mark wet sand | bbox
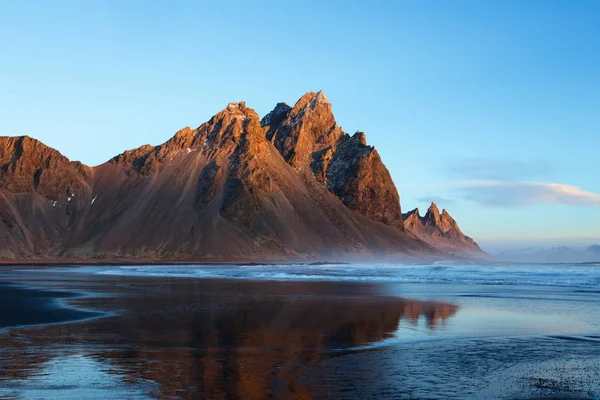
[0,267,599,399]
[0,283,100,332]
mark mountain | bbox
[587,244,600,254]
[402,203,488,258]
[0,91,478,261]
[495,245,600,263]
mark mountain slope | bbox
[402,203,487,258]
[0,136,93,257]
[0,93,441,261]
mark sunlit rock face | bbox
[262,91,404,229]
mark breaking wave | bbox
[85,262,600,289]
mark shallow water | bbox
[0,263,599,399]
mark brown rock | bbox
[263,92,404,229]
[402,203,488,258]
[0,93,484,261]
[0,136,91,200]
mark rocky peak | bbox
[110,102,263,175]
[352,131,368,146]
[210,101,258,126]
[261,102,291,129]
[402,208,421,229]
[202,101,262,143]
[326,135,403,228]
[261,92,403,229]
[298,90,331,110]
[264,91,340,167]
[404,208,420,217]
[420,204,460,233]
[424,202,442,226]
[439,209,458,233]
[402,204,487,258]
[295,90,329,110]
[225,101,249,117]
[0,136,91,200]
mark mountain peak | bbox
[208,101,261,129]
[226,101,246,110]
[0,135,91,200]
[402,208,421,229]
[291,90,335,120]
[296,90,329,109]
[424,202,441,225]
[352,131,367,146]
[403,208,420,218]
[403,203,487,258]
[261,92,403,228]
[263,91,339,167]
[221,101,254,119]
[261,102,292,128]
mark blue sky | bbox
[1,0,599,250]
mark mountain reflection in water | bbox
[0,277,458,399]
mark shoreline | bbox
[0,255,596,267]
[0,253,492,267]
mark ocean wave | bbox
[88,263,600,289]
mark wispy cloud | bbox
[458,181,600,207]
[443,159,556,181]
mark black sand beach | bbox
[0,282,99,331]
[0,266,599,399]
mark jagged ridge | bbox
[0,92,441,260]
[403,202,487,258]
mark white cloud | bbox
[458,181,600,207]
[443,159,556,181]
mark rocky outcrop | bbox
[0,136,91,200]
[0,136,95,257]
[403,203,487,258]
[325,132,402,228]
[262,91,404,229]
[0,92,442,260]
[263,91,342,167]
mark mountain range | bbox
[0,91,485,261]
[403,204,486,257]
[494,245,600,264]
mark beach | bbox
[0,264,599,399]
